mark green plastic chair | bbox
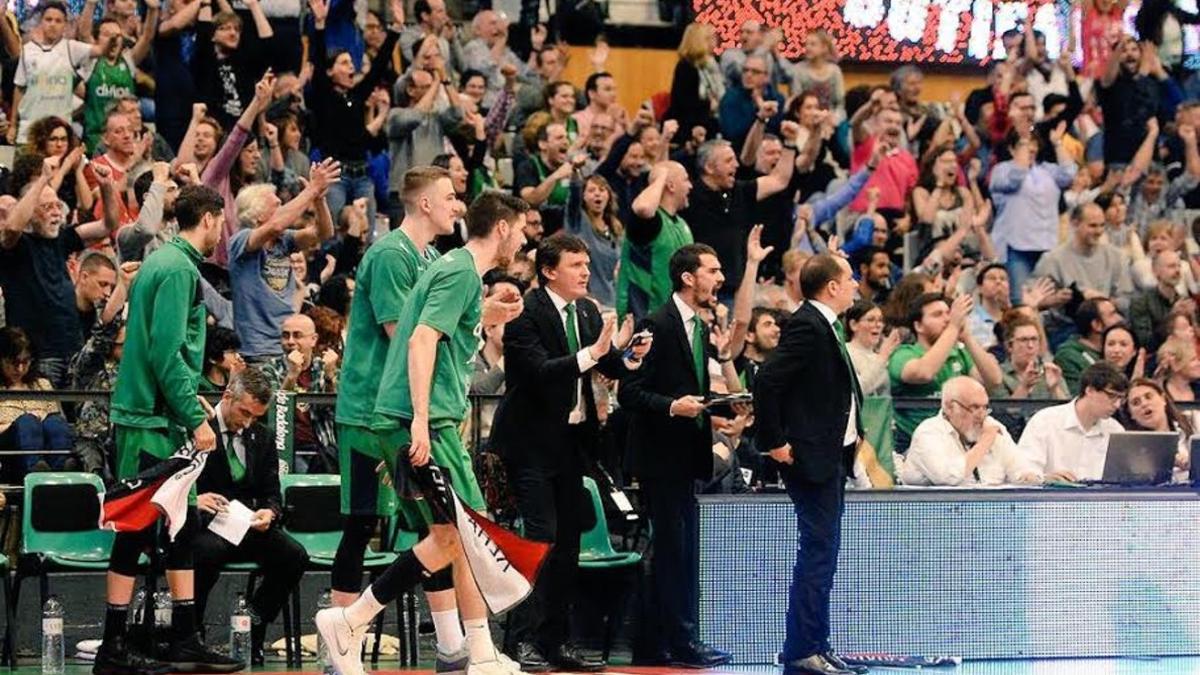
[0,554,12,667]
[578,477,642,660]
[279,474,400,667]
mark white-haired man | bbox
[900,376,1035,486]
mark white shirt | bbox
[545,288,598,424]
[1016,400,1125,480]
[214,401,247,469]
[808,299,858,446]
[15,39,94,143]
[901,413,1027,486]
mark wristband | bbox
[782,141,798,151]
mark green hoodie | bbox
[110,236,208,437]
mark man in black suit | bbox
[618,243,732,669]
[492,233,651,671]
[192,368,309,666]
[754,254,868,675]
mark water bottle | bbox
[129,589,146,627]
[317,589,333,674]
[41,596,64,674]
[153,591,172,631]
[229,593,252,663]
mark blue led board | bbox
[697,491,1200,663]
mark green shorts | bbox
[337,423,400,517]
[115,425,185,480]
[374,421,486,526]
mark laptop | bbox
[1095,432,1179,486]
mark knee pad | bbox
[331,515,379,593]
[420,566,454,593]
[163,508,197,570]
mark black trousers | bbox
[781,454,848,661]
[193,526,309,630]
[504,443,587,651]
[640,475,699,652]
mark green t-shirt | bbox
[373,247,483,427]
[1053,338,1102,396]
[336,229,438,428]
[83,55,136,153]
[888,342,975,438]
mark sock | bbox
[464,618,496,663]
[344,586,386,630]
[102,604,129,644]
[431,608,465,655]
[171,600,197,641]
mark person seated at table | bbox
[1016,361,1128,483]
[193,368,309,666]
[900,377,1035,486]
[1120,377,1194,482]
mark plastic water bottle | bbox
[41,596,64,674]
[317,589,333,675]
[129,589,146,626]
[153,590,172,631]
[229,593,252,663]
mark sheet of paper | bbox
[207,499,255,545]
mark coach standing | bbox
[753,253,868,675]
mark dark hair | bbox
[975,261,1007,287]
[844,299,878,326]
[883,272,933,328]
[543,80,575,108]
[0,327,36,386]
[584,71,612,98]
[93,15,121,39]
[908,292,949,330]
[24,116,76,158]
[461,68,487,87]
[133,170,155,207]
[466,191,529,239]
[1075,297,1112,336]
[536,233,590,285]
[1124,377,1195,436]
[749,306,776,334]
[204,326,241,371]
[850,245,887,273]
[1095,191,1124,212]
[413,0,432,20]
[175,184,225,231]
[484,271,527,296]
[316,274,354,317]
[1003,315,1041,344]
[669,243,719,292]
[799,253,845,299]
[1080,361,1130,396]
[306,304,345,355]
[1102,322,1141,378]
[38,1,68,18]
[78,250,117,276]
[917,142,958,191]
[1004,127,1029,150]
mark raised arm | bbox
[244,0,273,39]
[1,161,53,249]
[755,121,800,200]
[130,0,161,64]
[0,11,19,58]
[202,71,275,186]
[292,159,339,249]
[631,162,668,219]
[248,159,341,252]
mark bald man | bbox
[900,376,1034,486]
[262,313,340,470]
[616,161,696,319]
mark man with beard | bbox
[1098,35,1163,166]
[853,246,892,305]
[515,121,573,234]
[318,192,528,675]
[735,307,781,392]
[0,160,121,388]
[900,376,1033,486]
[619,243,732,668]
[95,184,241,674]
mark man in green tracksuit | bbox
[330,166,481,672]
[339,191,527,675]
[94,185,242,675]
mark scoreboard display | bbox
[693,0,1200,65]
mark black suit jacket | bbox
[197,420,284,523]
[617,298,713,481]
[491,288,630,472]
[754,302,862,483]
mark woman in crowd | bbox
[790,29,845,123]
[544,80,580,144]
[785,90,845,196]
[1121,377,1193,481]
[1103,323,1147,380]
[665,22,722,136]
[565,172,623,307]
[844,300,900,396]
[22,116,92,214]
[0,327,73,479]
[990,316,1068,399]
[912,143,988,243]
[1157,336,1200,402]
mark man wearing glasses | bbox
[900,376,1036,486]
[1016,361,1129,483]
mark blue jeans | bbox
[0,413,73,472]
[1005,248,1045,304]
[325,173,378,243]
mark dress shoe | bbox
[512,642,551,672]
[783,654,855,675]
[824,651,867,674]
[670,640,733,668]
[631,647,672,666]
[549,644,605,672]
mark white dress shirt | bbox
[1016,400,1125,480]
[214,401,247,468]
[545,288,599,424]
[901,413,1027,486]
[807,300,858,447]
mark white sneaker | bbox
[315,607,367,675]
[467,651,523,675]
